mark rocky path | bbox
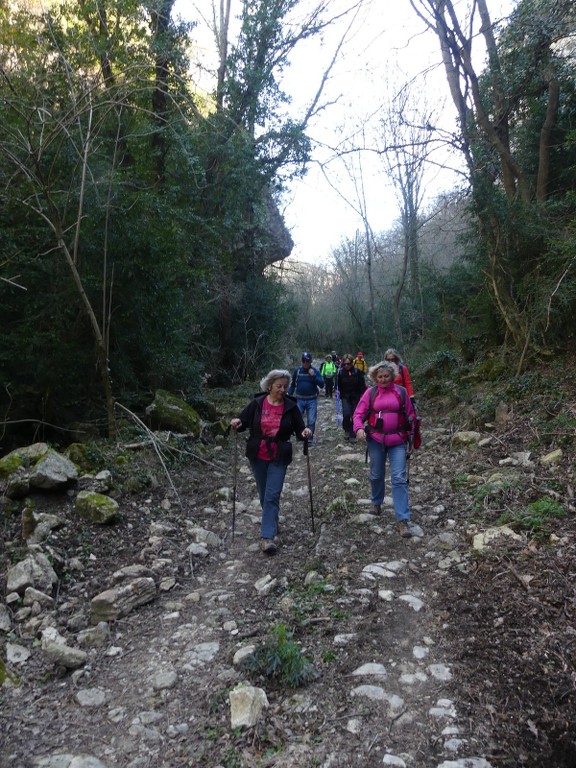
[2,396,495,768]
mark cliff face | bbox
[260,189,294,265]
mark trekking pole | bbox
[231,427,238,542]
[406,439,413,486]
[303,438,315,533]
[335,387,342,426]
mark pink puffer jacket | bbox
[353,384,414,447]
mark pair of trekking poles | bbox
[229,428,316,543]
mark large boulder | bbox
[0,443,50,480]
[29,449,78,490]
[145,389,202,435]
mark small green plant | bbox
[245,623,317,688]
[451,473,472,490]
[498,497,566,539]
[325,495,352,515]
[220,746,243,768]
[471,479,518,509]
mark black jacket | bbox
[236,393,306,465]
[337,367,366,401]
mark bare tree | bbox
[378,83,437,342]
[408,0,575,355]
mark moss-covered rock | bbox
[0,657,20,687]
[75,491,121,524]
[145,389,202,436]
[0,453,24,480]
[65,442,98,473]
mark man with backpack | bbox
[288,352,324,444]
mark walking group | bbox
[230,349,419,555]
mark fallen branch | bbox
[114,402,180,505]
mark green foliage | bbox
[220,747,243,768]
[245,623,317,689]
[498,497,566,539]
[0,0,325,441]
[451,473,474,491]
[472,481,517,509]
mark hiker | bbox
[354,351,368,374]
[230,369,312,555]
[288,352,324,443]
[337,353,366,441]
[331,350,341,367]
[353,360,415,538]
[320,354,337,398]
[385,348,416,407]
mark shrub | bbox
[498,497,566,539]
[244,623,317,688]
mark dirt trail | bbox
[2,395,495,767]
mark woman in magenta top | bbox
[353,360,415,538]
[230,370,311,554]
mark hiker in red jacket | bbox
[385,348,416,408]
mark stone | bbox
[90,578,157,623]
[472,526,523,551]
[229,684,269,728]
[44,642,87,669]
[145,389,201,435]
[75,491,120,525]
[29,449,78,489]
[451,431,482,446]
[186,525,220,547]
[6,551,58,595]
[23,587,55,608]
[7,643,31,664]
[351,663,387,678]
[74,688,107,707]
[541,448,562,466]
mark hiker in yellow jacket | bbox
[354,352,367,374]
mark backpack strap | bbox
[365,385,412,434]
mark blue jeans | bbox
[366,439,410,522]
[296,397,318,435]
[250,458,287,539]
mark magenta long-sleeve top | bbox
[353,384,415,447]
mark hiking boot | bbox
[396,521,412,538]
[372,505,382,515]
[261,539,278,555]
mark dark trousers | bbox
[342,395,360,438]
[323,376,334,397]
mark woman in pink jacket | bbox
[353,360,415,538]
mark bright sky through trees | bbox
[175,0,515,264]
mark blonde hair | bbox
[260,369,291,392]
[384,348,402,363]
[368,360,399,382]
